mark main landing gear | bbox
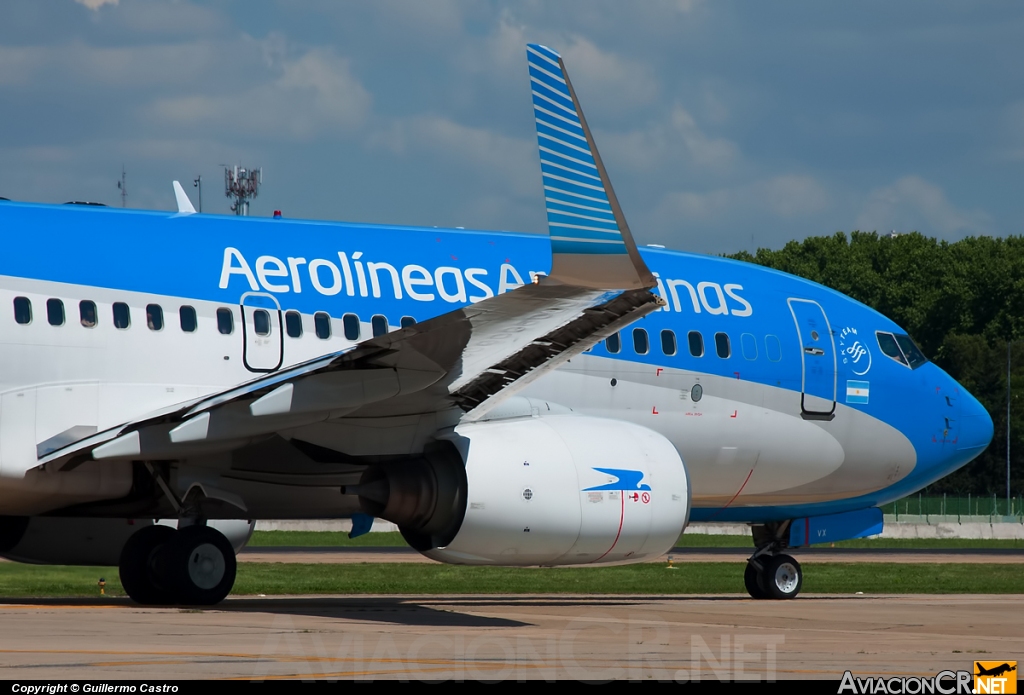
[119,523,237,605]
[744,521,803,600]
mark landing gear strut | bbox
[744,521,803,600]
[119,463,240,605]
[119,523,237,605]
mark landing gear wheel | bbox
[171,525,237,606]
[119,525,178,605]
[759,554,802,600]
[744,562,768,599]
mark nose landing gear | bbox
[744,521,804,600]
[118,523,237,606]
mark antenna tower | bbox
[117,165,127,208]
[224,166,262,216]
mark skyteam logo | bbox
[583,468,651,492]
[838,326,872,376]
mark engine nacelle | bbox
[356,414,690,566]
[0,517,255,565]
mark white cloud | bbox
[597,104,740,174]
[675,0,701,11]
[652,174,831,222]
[559,36,659,113]
[148,48,372,140]
[855,175,991,238]
[369,115,535,196]
[996,100,1024,162]
[74,0,118,9]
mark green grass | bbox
[826,537,1024,549]
[677,534,1024,549]
[249,530,1024,550]
[675,534,751,547]
[248,530,409,547]
[1,562,1022,598]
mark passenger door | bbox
[787,298,836,420]
[240,293,283,373]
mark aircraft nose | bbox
[957,387,994,453]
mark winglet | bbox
[527,44,655,291]
[172,180,197,214]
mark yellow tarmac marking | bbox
[0,648,268,659]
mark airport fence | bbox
[881,493,1024,523]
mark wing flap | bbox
[36,43,660,472]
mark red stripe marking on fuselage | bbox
[706,467,755,521]
[596,490,626,562]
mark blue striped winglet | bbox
[526,44,654,290]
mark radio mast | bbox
[224,166,261,216]
[117,165,127,207]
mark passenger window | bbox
[400,316,416,329]
[216,307,233,335]
[146,304,163,331]
[113,302,131,329]
[47,299,65,326]
[876,332,908,366]
[633,328,649,355]
[285,310,302,338]
[179,306,197,333]
[715,332,731,358]
[371,315,388,337]
[253,309,271,336]
[687,331,704,357]
[765,334,782,362]
[343,313,360,341]
[741,333,757,360]
[80,300,97,328]
[606,332,621,354]
[661,329,677,356]
[314,312,331,339]
[13,297,31,325]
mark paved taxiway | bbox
[0,594,1018,680]
[237,546,1024,564]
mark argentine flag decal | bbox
[846,380,870,405]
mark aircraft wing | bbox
[37,44,661,471]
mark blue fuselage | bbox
[0,202,994,523]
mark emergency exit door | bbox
[240,292,284,373]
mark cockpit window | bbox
[876,331,927,369]
[894,334,928,369]
[876,332,906,365]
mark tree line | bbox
[729,231,1024,496]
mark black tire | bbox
[119,524,178,605]
[759,554,802,600]
[171,525,237,606]
[744,561,768,599]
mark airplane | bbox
[975,664,1016,678]
[0,44,992,603]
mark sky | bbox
[0,0,1021,255]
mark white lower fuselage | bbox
[0,276,915,521]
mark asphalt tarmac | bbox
[0,594,1018,680]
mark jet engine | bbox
[353,414,690,566]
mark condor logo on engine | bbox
[583,468,651,492]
